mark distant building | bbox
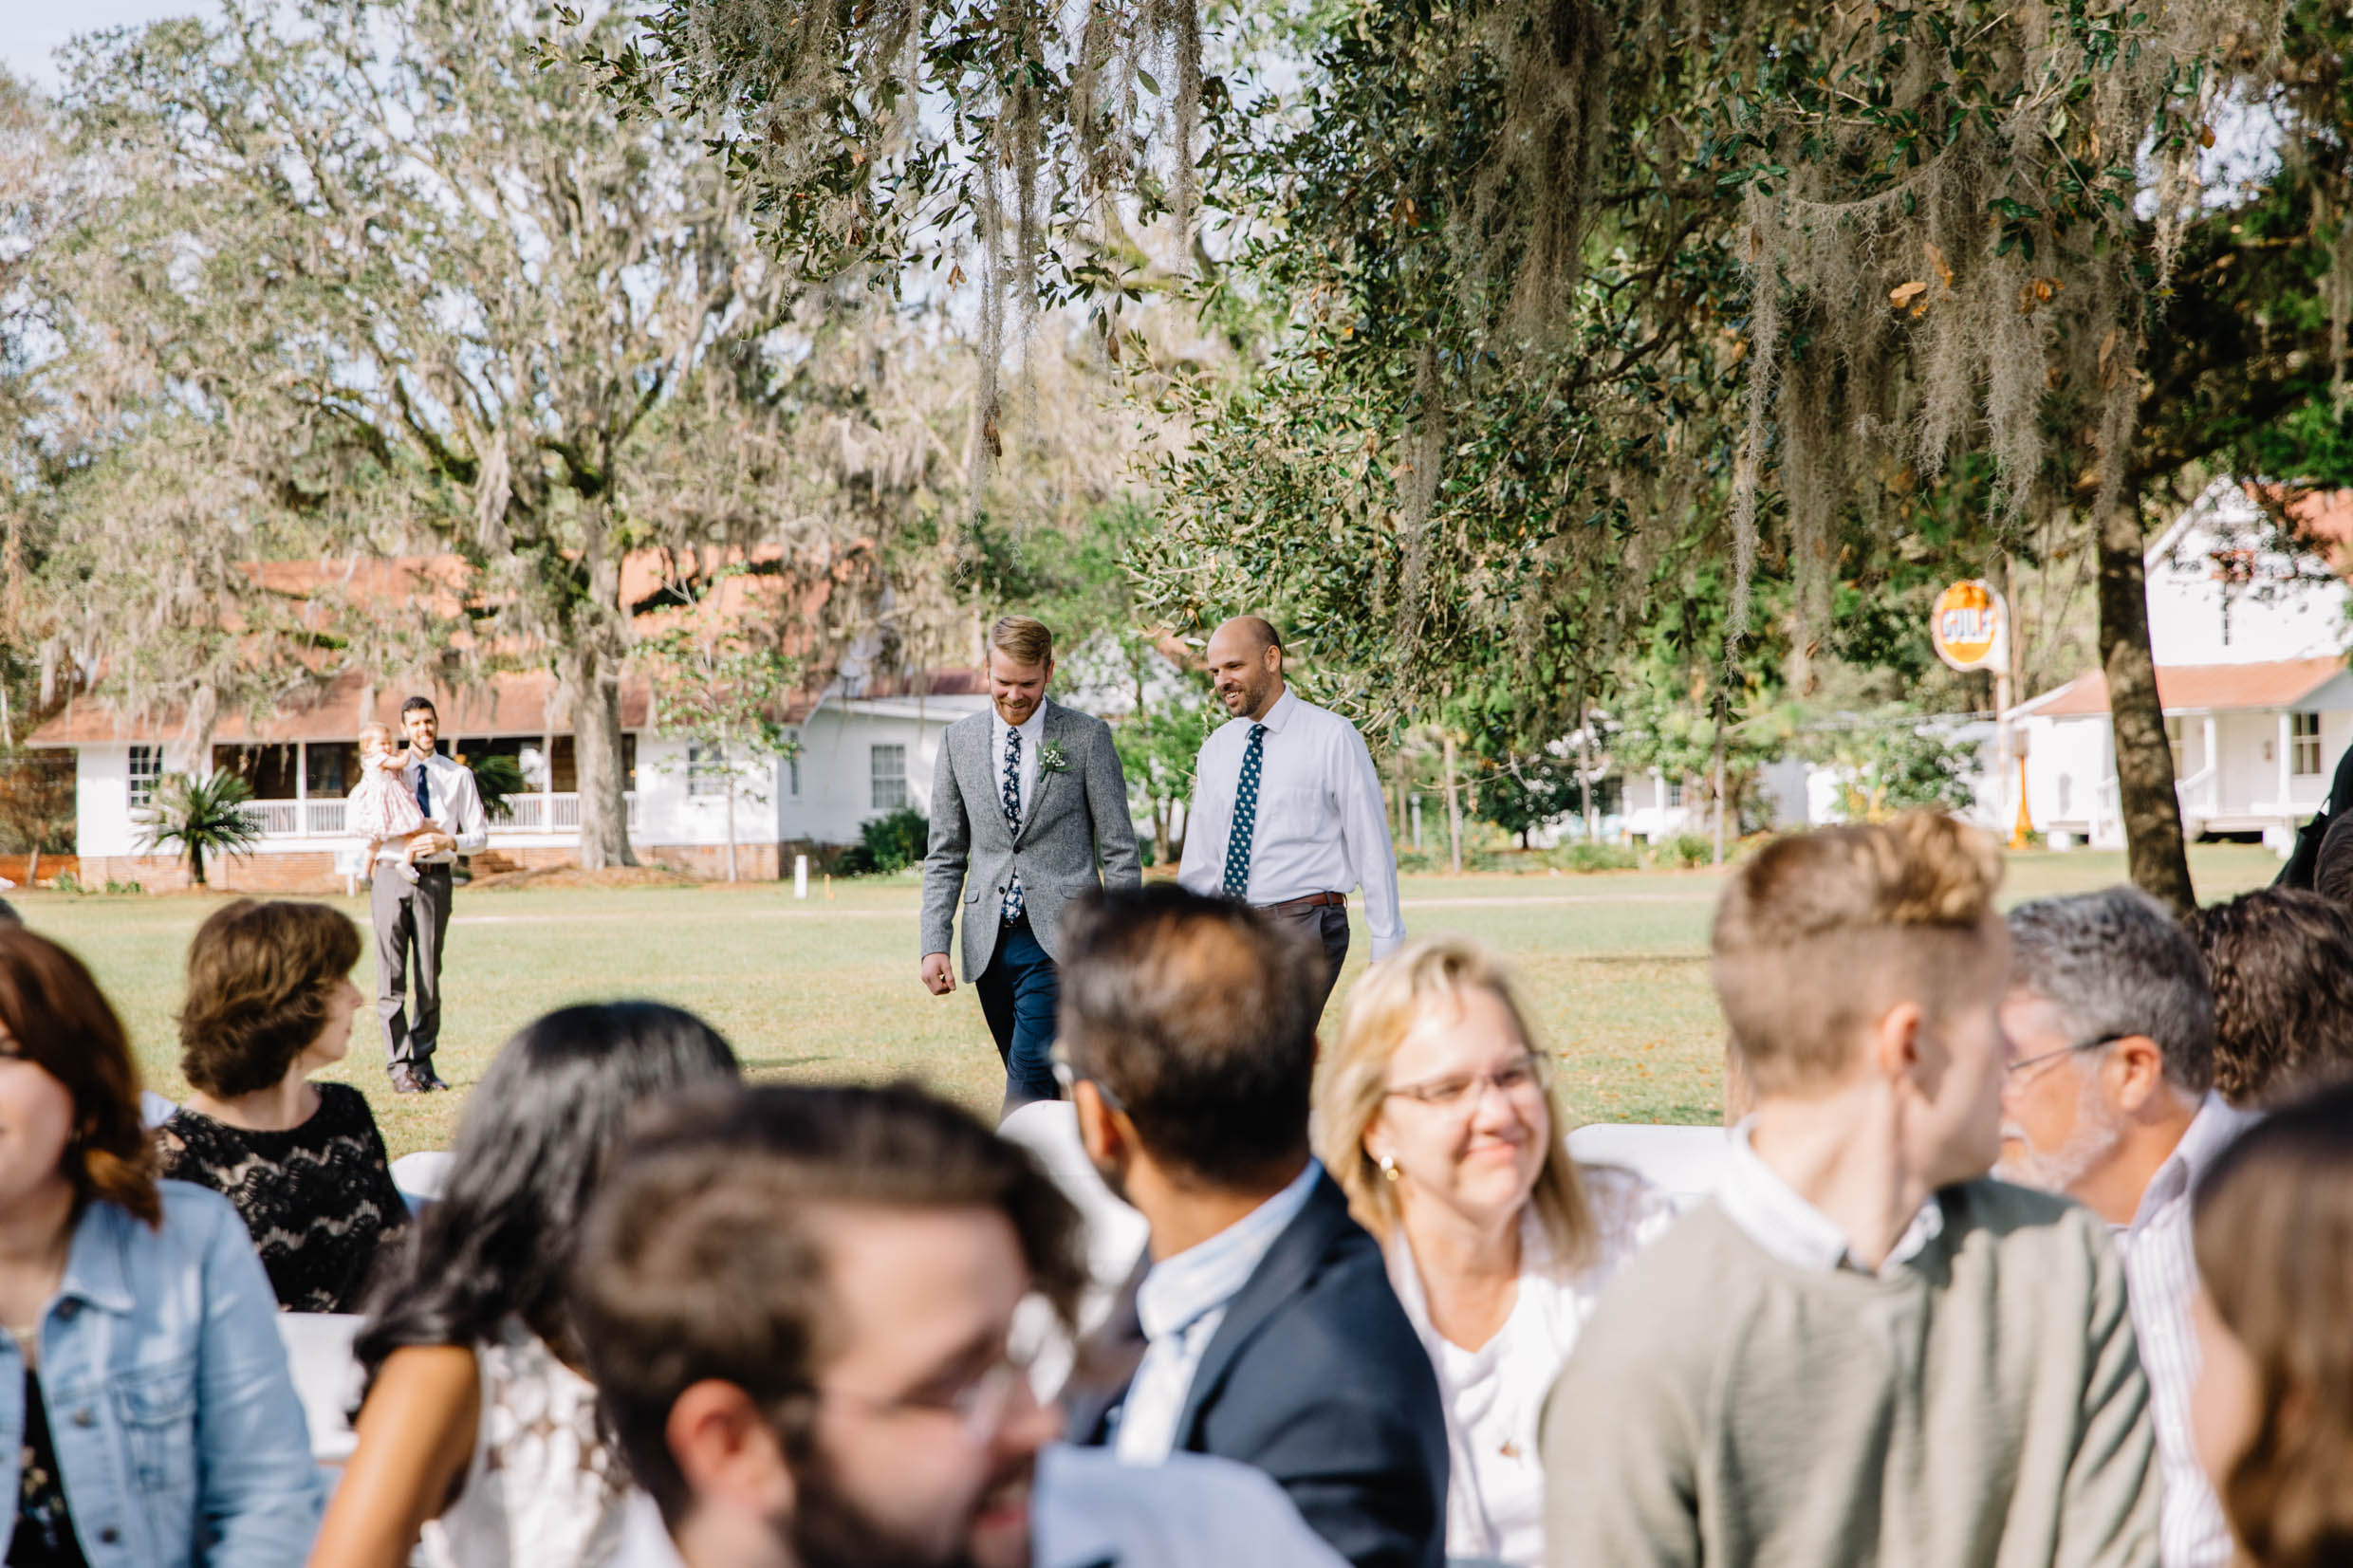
[2010,480,2353,850]
[24,553,1009,890]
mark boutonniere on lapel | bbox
[1038,739,1072,775]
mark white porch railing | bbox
[237,792,638,839]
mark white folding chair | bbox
[390,1151,455,1215]
[1565,1122,1734,1210]
[275,1312,365,1467]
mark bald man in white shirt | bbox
[1176,618,1403,1014]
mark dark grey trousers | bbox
[1267,901,1350,1022]
[373,863,453,1070]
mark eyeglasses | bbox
[2003,1033,2128,1082]
[1049,1048,1126,1114]
[1383,1053,1549,1112]
[821,1341,1038,1444]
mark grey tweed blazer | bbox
[919,700,1142,977]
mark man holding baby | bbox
[369,695,489,1094]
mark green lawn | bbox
[9,843,2287,1157]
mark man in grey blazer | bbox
[920,616,1142,1114]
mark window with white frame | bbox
[128,745,162,807]
[2292,710,2324,777]
[871,744,907,810]
[687,743,726,798]
[1664,778,1685,808]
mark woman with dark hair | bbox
[2185,888,2353,1108]
[157,898,409,1312]
[2190,1079,2353,1568]
[311,1001,741,1568]
[0,926,321,1564]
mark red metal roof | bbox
[2025,656,2350,718]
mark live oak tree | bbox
[34,0,924,867]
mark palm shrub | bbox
[138,771,263,886]
[468,753,527,823]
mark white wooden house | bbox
[2010,481,2353,850]
[22,550,1024,890]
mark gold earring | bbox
[1377,1153,1399,1183]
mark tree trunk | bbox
[1154,800,1171,868]
[1578,710,1600,844]
[1441,729,1465,876]
[191,841,207,886]
[2097,483,2196,914]
[569,647,639,870]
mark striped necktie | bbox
[1220,724,1268,899]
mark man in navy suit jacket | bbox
[1055,885,1447,1568]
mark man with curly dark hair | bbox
[2187,888,2353,1110]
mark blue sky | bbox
[2,0,201,88]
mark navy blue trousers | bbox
[975,914,1062,1117]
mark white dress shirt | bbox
[1385,1168,1677,1567]
[1714,1117,1946,1276]
[2112,1093,2260,1568]
[991,700,1049,913]
[386,750,490,866]
[609,1448,1349,1568]
[1113,1158,1324,1466]
[1176,689,1404,959]
[992,700,1050,821]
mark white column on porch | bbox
[2202,715,2218,818]
[294,742,308,837]
[2278,709,2294,829]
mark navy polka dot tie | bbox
[1221,724,1268,899]
[1002,729,1026,922]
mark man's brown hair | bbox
[1058,883,1323,1187]
[988,616,1054,668]
[570,1082,1085,1529]
[2194,1079,2353,1568]
[1712,810,2004,1092]
[0,929,160,1227]
[178,899,364,1098]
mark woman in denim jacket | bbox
[0,927,323,1566]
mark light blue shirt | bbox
[1114,1159,1324,1465]
[1715,1118,1945,1276]
[0,1182,324,1567]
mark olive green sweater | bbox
[1541,1181,2158,1568]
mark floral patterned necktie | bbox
[1001,727,1026,922]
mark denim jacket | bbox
[0,1180,324,1567]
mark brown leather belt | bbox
[1257,891,1346,913]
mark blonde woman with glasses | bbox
[1314,935,1674,1568]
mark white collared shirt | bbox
[388,749,490,864]
[1714,1117,1945,1277]
[991,699,1051,824]
[611,1448,1349,1568]
[1113,1158,1324,1466]
[2113,1093,2260,1568]
[1176,689,1404,959]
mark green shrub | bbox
[50,873,83,895]
[1664,832,1715,869]
[1545,841,1640,873]
[849,808,930,876]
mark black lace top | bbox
[155,1082,411,1314]
[13,1364,87,1568]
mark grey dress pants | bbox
[373,862,453,1070]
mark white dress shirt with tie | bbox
[1176,689,1405,960]
[385,750,490,866]
[991,701,1049,917]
